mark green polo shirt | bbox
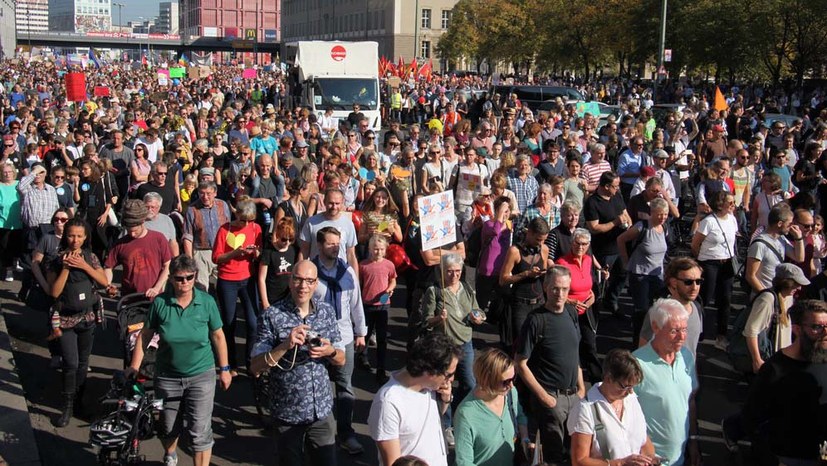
[146,288,223,378]
[632,343,697,466]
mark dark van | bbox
[491,85,585,112]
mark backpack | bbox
[625,221,650,259]
[464,226,484,267]
[727,289,776,373]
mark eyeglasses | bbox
[443,370,456,379]
[615,380,636,391]
[668,327,689,336]
[173,274,196,283]
[54,217,69,223]
[803,323,827,334]
[292,276,317,286]
[799,223,815,229]
[573,241,590,247]
[3,144,12,147]
[679,278,704,286]
[429,151,440,155]
[155,172,168,176]
[277,237,295,243]
[501,376,517,388]
[52,175,65,180]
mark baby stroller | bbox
[116,293,158,380]
[90,371,164,465]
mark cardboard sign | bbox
[93,86,110,97]
[242,68,257,79]
[169,67,185,78]
[417,191,457,251]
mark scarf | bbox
[312,256,349,320]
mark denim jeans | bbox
[699,259,734,337]
[443,339,476,429]
[275,413,337,466]
[59,319,95,395]
[216,277,258,369]
[155,369,217,452]
[628,273,664,344]
[327,342,356,439]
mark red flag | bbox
[409,57,418,78]
[379,56,387,76]
[396,57,405,77]
[418,60,432,81]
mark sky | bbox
[116,1,169,25]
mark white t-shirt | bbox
[748,233,794,290]
[697,214,738,261]
[368,374,448,466]
[568,384,649,461]
[299,213,358,262]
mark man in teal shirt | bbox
[633,298,700,466]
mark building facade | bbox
[179,0,279,45]
[157,2,179,35]
[0,0,14,58]
[15,0,47,34]
[49,0,112,33]
[280,0,458,71]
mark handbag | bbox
[103,174,119,226]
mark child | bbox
[357,234,397,381]
[180,173,197,212]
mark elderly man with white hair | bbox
[144,192,179,257]
[633,299,700,466]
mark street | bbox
[0,263,746,466]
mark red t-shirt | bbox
[556,253,593,310]
[105,230,172,295]
[358,258,397,305]
[212,221,262,281]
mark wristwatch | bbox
[219,365,231,372]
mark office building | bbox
[157,1,179,35]
[179,0,279,44]
[280,0,459,71]
[15,0,47,34]
[0,0,14,58]
[50,0,112,33]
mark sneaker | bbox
[3,269,12,282]
[13,261,23,273]
[444,427,455,447]
[163,453,178,466]
[340,436,364,455]
[715,335,729,351]
[49,355,62,369]
[721,418,739,452]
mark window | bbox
[421,8,431,29]
[441,10,451,29]
[420,40,431,59]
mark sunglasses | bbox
[501,376,517,388]
[156,172,168,176]
[54,217,69,223]
[52,175,65,180]
[173,274,196,283]
[679,278,704,286]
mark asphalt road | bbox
[0,261,751,466]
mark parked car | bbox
[491,85,585,112]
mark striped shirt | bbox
[582,160,612,192]
[18,173,58,228]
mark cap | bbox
[295,140,309,148]
[199,167,216,177]
[53,135,66,144]
[3,134,13,141]
[641,166,657,177]
[775,263,810,286]
[653,149,669,159]
[475,147,489,157]
[712,124,725,132]
[121,199,148,227]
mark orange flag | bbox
[713,86,728,111]
[418,60,432,81]
[396,57,405,78]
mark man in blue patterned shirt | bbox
[251,260,345,466]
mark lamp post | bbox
[113,2,124,61]
[654,0,667,104]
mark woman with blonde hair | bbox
[454,347,529,466]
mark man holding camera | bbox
[251,260,345,466]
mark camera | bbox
[305,330,323,347]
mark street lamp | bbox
[654,0,667,103]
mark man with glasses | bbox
[618,136,647,201]
[105,199,172,299]
[766,121,787,153]
[137,161,179,215]
[183,181,231,291]
[745,204,805,294]
[738,300,827,466]
[299,188,359,274]
[516,266,585,464]
[638,257,705,356]
[791,208,818,279]
[100,130,136,205]
[368,332,461,466]
[251,260,345,466]
[17,163,59,301]
[633,299,699,466]
[470,122,495,153]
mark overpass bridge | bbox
[17,31,280,54]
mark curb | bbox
[0,306,42,466]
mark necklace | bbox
[611,401,624,419]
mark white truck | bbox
[285,41,381,131]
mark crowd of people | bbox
[2,58,827,466]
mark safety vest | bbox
[391,92,402,110]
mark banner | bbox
[418,191,456,251]
[574,101,601,118]
[65,72,86,102]
[242,68,257,79]
[93,86,110,97]
[169,67,185,78]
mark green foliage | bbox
[437,0,827,84]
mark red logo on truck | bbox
[331,45,347,62]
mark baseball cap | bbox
[295,140,309,148]
[775,263,810,286]
[652,149,669,159]
[641,166,657,177]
